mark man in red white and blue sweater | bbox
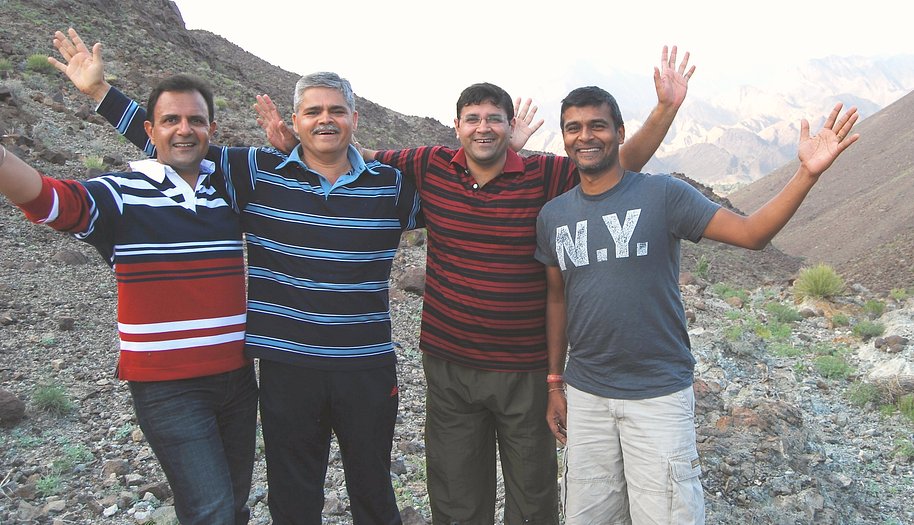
[0,73,257,525]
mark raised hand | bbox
[48,28,110,102]
[509,97,544,152]
[253,94,298,153]
[798,103,859,177]
[653,45,695,110]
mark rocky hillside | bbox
[1,1,913,524]
[729,90,914,293]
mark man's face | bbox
[143,90,215,179]
[561,103,624,175]
[454,101,513,167]
[292,87,358,161]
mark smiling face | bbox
[454,101,514,168]
[143,90,215,182]
[291,86,358,163]
[561,102,625,177]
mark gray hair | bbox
[293,72,355,113]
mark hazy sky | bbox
[172,0,910,127]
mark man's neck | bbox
[300,149,353,185]
[579,165,625,195]
[465,154,507,188]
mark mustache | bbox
[312,125,340,134]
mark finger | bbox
[684,64,696,80]
[69,28,90,55]
[513,96,521,115]
[660,45,669,68]
[678,51,691,75]
[92,42,103,62]
[47,57,67,74]
[799,118,810,142]
[834,107,858,136]
[669,45,678,68]
[822,103,842,130]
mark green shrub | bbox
[724,325,743,341]
[894,438,914,461]
[847,382,882,407]
[695,255,709,279]
[769,342,804,357]
[712,283,749,304]
[25,53,55,74]
[852,320,885,340]
[831,313,850,327]
[863,299,886,319]
[54,444,94,473]
[32,384,75,415]
[214,96,229,110]
[889,288,909,301]
[765,302,803,323]
[0,58,12,74]
[899,393,914,422]
[83,156,105,170]
[793,263,845,299]
[768,321,792,341]
[36,474,62,497]
[814,355,854,379]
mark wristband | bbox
[546,374,564,383]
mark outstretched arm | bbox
[0,146,42,204]
[545,265,568,445]
[619,45,695,172]
[703,104,860,249]
[48,28,111,103]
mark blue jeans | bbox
[129,365,259,525]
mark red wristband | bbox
[546,374,564,383]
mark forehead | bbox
[297,87,350,111]
[561,103,614,125]
[459,101,508,118]
[154,90,209,117]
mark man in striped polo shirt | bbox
[256,47,695,523]
[1,74,257,525]
[53,28,421,524]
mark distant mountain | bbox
[728,89,914,292]
[524,55,914,191]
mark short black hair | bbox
[560,86,623,129]
[147,74,215,123]
[456,82,514,120]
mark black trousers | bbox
[259,359,401,525]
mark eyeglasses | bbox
[460,114,508,127]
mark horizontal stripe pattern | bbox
[98,87,422,371]
[378,146,578,371]
[19,162,248,382]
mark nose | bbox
[579,125,593,140]
[176,118,192,134]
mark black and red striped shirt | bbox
[377,147,578,371]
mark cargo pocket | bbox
[669,453,704,524]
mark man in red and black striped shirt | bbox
[257,47,694,524]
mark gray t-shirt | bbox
[535,171,720,400]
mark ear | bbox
[144,121,154,143]
[291,113,300,136]
[618,124,626,144]
[352,110,358,132]
[209,121,217,137]
[453,118,460,139]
